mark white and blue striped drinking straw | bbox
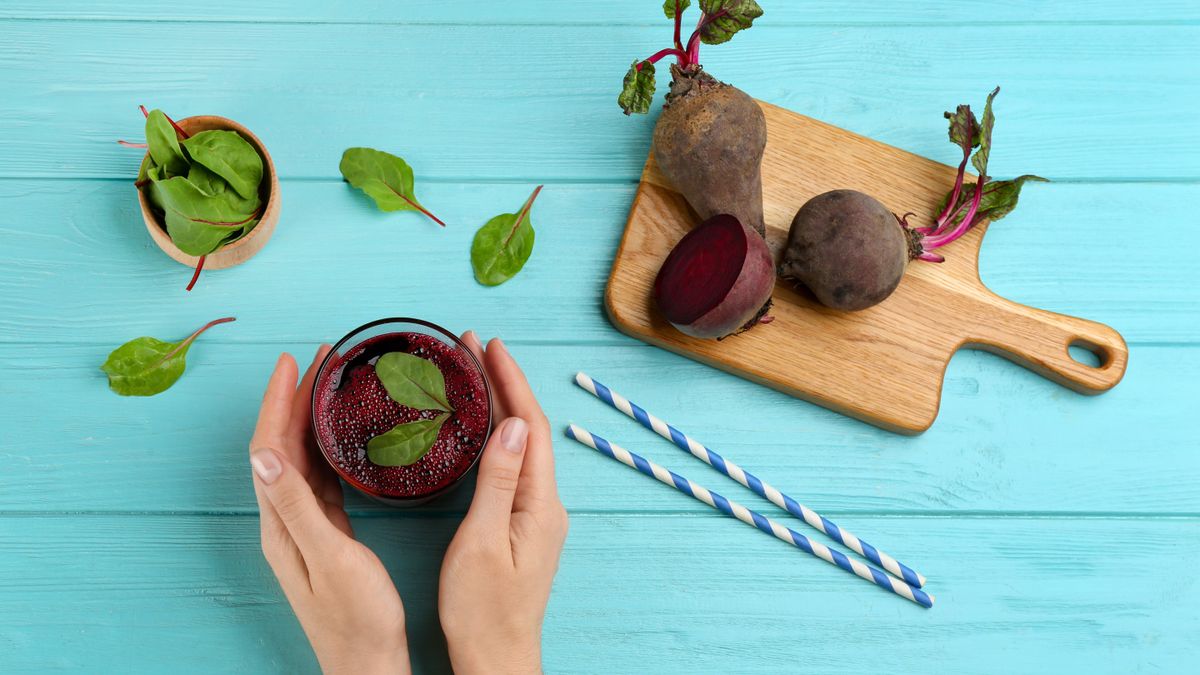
[575,371,927,589]
[566,424,934,608]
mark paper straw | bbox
[565,425,933,608]
[574,372,927,589]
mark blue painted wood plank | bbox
[0,514,1196,673]
[1,341,1195,515]
[0,180,1192,345]
[2,1,1197,24]
[0,22,1195,181]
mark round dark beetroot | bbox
[779,189,908,312]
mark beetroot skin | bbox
[654,213,774,339]
[779,190,908,312]
[654,65,767,236]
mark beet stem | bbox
[502,185,544,247]
[932,153,971,232]
[117,140,148,148]
[924,175,986,250]
[186,255,206,292]
[672,1,684,51]
[641,48,689,69]
[157,316,235,364]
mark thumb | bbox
[463,417,530,531]
[251,448,343,558]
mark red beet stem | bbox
[380,183,445,226]
[924,174,986,250]
[155,316,236,365]
[118,140,148,148]
[672,1,684,50]
[684,9,729,65]
[140,104,189,139]
[502,185,544,247]
[185,255,206,292]
[640,47,689,69]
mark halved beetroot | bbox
[653,213,774,339]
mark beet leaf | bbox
[937,174,1048,226]
[100,317,235,396]
[375,352,454,413]
[367,414,450,467]
[696,0,763,45]
[619,60,658,115]
[471,185,543,286]
[181,130,264,200]
[339,147,445,226]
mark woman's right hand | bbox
[438,333,569,675]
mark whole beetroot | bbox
[653,65,766,236]
[619,1,766,235]
[778,190,908,311]
[779,89,1047,312]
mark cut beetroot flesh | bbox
[654,214,749,325]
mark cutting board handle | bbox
[963,289,1128,394]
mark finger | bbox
[285,344,333,477]
[485,339,556,506]
[251,353,299,453]
[461,416,529,535]
[251,447,346,562]
[251,354,299,535]
[461,331,507,421]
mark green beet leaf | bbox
[618,60,656,115]
[971,87,999,179]
[471,185,542,287]
[100,317,235,396]
[145,109,189,177]
[375,351,454,412]
[698,0,763,45]
[367,414,450,467]
[181,130,264,200]
[151,175,260,256]
[663,0,691,19]
[339,147,445,226]
[939,174,1049,226]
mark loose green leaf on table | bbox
[145,109,188,177]
[471,185,543,287]
[375,352,454,412]
[367,414,450,467]
[697,0,763,45]
[100,317,236,396]
[339,147,445,226]
[182,130,264,200]
[618,60,657,115]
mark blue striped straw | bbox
[566,425,934,608]
[575,372,927,589]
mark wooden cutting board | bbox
[606,101,1128,434]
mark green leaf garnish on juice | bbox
[367,414,451,467]
[375,351,455,413]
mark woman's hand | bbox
[249,347,411,675]
[439,334,569,675]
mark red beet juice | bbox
[313,328,491,502]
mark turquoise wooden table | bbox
[1,2,1197,672]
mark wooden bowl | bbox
[137,115,280,270]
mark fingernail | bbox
[500,417,528,454]
[464,331,482,350]
[251,449,282,484]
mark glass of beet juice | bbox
[311,318,492,506]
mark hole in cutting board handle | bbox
[1068,340,1109,369]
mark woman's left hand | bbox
[249,346,411,675]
